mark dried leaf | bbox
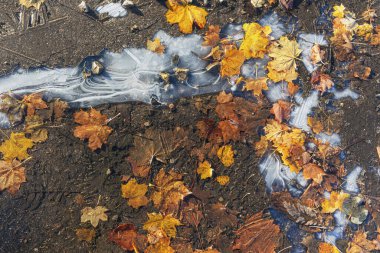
[217,120,240,143]
[208,203,238,229]
[233,211,281,253]
[203,25,220,47]
[76,228,96,242]
[220,46,245,77]
[311,72,334,93]
[151,169,191,214]
[31,128,48,143]
[240,23,271,59]
[81,206,108,227]
[270,100,291,123]
[0,94,25,126]
[318,242,339,253]
[143,213,182,238]
[307,117,323,134]
[145,236,175,253]
[121,178,149,208]
[19,0,46,9]
[73,108,112,151]
[321,191,350,213]
[166,3,208,34]
[287,82,299,96]
[332,4,345,18]
[347,231,380,253]
[310,44,325,64]
[217,145,234,167]
[22,93,47,116]
[147,38,165,54]
[197,160,213,179]
[0,132,33,161]
[244,77,269,97]
[194,248,220,253]
[216,175,230,186]
[53,100,68,120]
[108,223,138,251]
[268,36,302,72]
[181,201,204,228]
[303,163,326,184]
[0,159,26,194]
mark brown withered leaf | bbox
[271,192,330,232]
[303,163,326,184]
[311,72,334,93]
[194,248,220,253]
[287,82,299,96]
[196,119,215,139]
[128,128,189,178]
[181,201,204,228]
[73,108,112,151]
[349,62,372,80]
[52,99,68,120]
[108,223,139,251]
[208,203,238,229]
[347,230,380,253]
[145,236,175,253]
[270,100,291,123]
[310,44,325,64]
[203,25,220,47]
[307,116,323,134]
[151,169,191,214]
[76,228,96,242]
[244,77,269,97]
[31,128,48,143]
[217,120,240,143]
[22,93,48,116]
[233,211,281,253]
[0,159,26,194]
[0,94,25,126]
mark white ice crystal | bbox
[343,166,362,194]
[290,91,319,132]
[96,3,128,18]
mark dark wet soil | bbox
[0,0,379,252]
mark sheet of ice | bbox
[220,23,244,42]
[241,57,269,79]
[290,91,319,132]
[343,166,362,194]
[0,31,228,107]
[264,82,290,102]
[298,33,328,73]
[331,87,359,100]
[258,153,297,193]
[259,11,295,39]
[0,112,11,129]
[316,132,341,147]
[96,3,127,18]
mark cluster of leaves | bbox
[0,93,68,194]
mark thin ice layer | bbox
[96,3,128,18]
[343,166,362,194]
[298,33,328,73]
[290,91,319,132]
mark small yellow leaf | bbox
[321,191,350,213]
[81,206,108,227]
[19,0,46,9]
[143,213,182,238]
[216,175,230,186]
[244,77,268,97]
[31,128,48,143]
[332,4,345,18]
[0,132,34,161]
[318,242,339,253]
[268,36,302,72]
[165,3,208,34]
[147,38,165,54]
[121,178,149,208]
[197,160,213,179]
[240,23,271,59]
[217,145,234,167]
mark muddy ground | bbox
[0,0,379,252]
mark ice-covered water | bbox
[96,3,128,18]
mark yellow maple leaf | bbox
[81,206,108,227]
[197,160,213,179]
[216,175,230,186]
[244,77,269,96]
[240,23,271,59]
[0,132,34,161]
[19,0,46,9]
[217,145,234,167]
[268,36,302,72]
[145,236,175,253]
[355,23,373,38]
[220,46,245,77]
[0,159,26,194]
[318,242,340,253]
[165,2,208,34]
[321,191,350,213]
[147,38,165,54]
[332,4,345,18]
[267,62,299,82]
[121,178,149,208]
[143,213,182,238]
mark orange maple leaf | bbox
[22,93,48,116]
[0,159,26,194]
[270,100,291,123]
[73,108,112,151]
[109,223,140,251]
[220,46,245,77]
[303,163,326,184]
[203,25,221,47]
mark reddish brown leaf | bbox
[109,224,144,251]
[270,100,291,123]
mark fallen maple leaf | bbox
[216,175,230,186]
[220,46,245,77]
[145,236,175,253]
[217,120,240,143]
[270,100,291,123]
[197,160,213,179]
[73,108,112,151]
[347,231,380,253]
[287,82,299,96]
[310,44,325,64]
[181,201,204,228]
[217,145,234,167]
[0,94,25,126]
[165,2,208,34]
[267,63,298,82]
[143,213,182,238]
[311,72,334,93]
[151,168,191,214]
[307,116,324,134]
[22,93,48,116]
[76,228,96,242]
[268,36,302,72]
[233,211,281,253]
[244,77,269,97]
[303,163,326,184]
[321,191,350,213]
[52,99,68,121]
[81,206,108,227]
[147,38,165,54]
[0,159,26,194]
[203,25,220,47]
[318,242,339,253]
[31,128,48,143]
[0,132,34,161]
[332,4,345,18]
[108,223,139,251]
[121,178,149,208]
[240,22,272,59]
[19,0,46,9]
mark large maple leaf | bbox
[0,132,33,161]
